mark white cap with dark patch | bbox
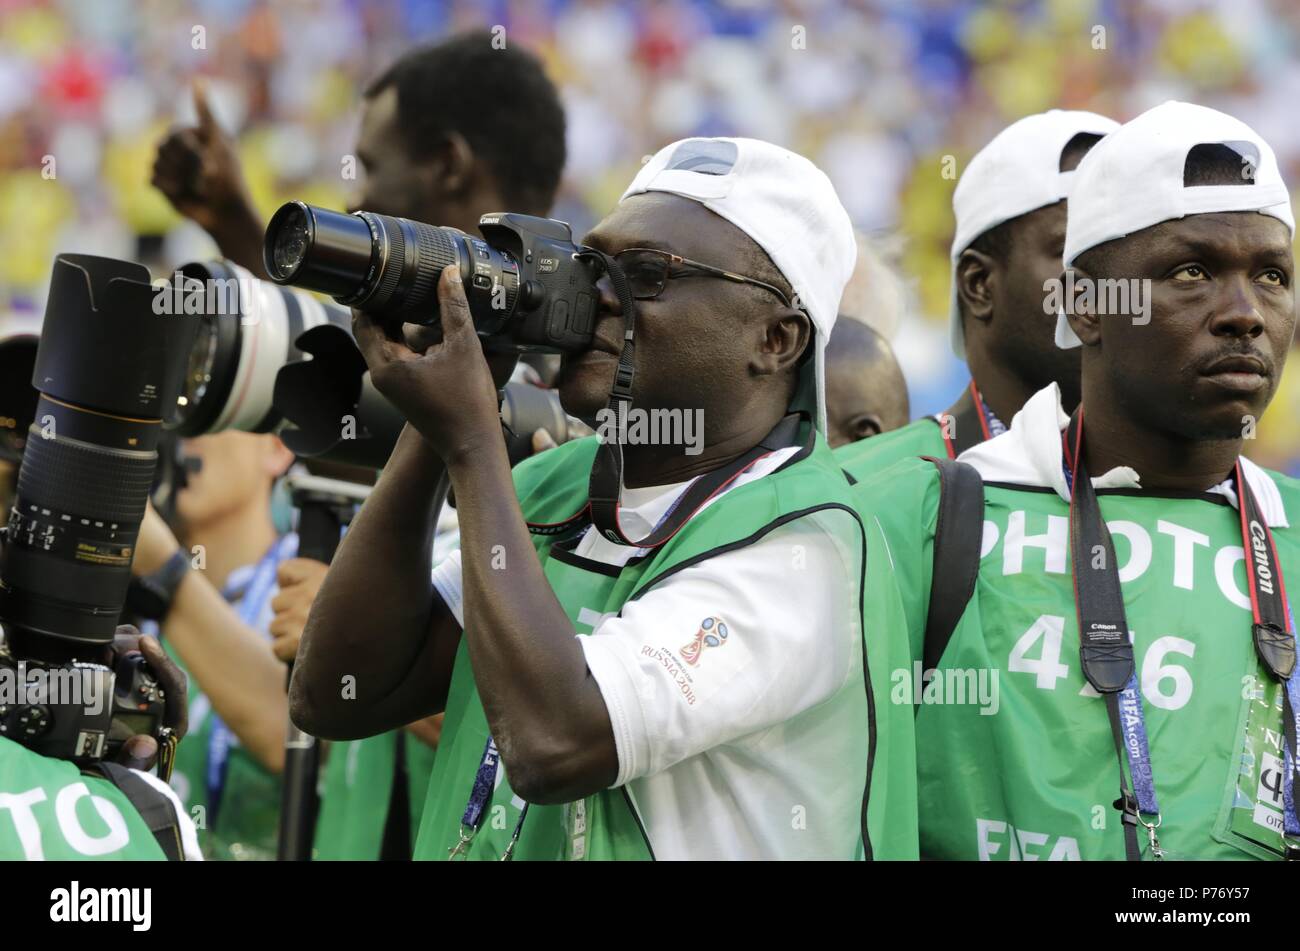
[1056,100,1295,348]
[621,137,856,434]
[949,109,1119,359]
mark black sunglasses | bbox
[601,247,799,311]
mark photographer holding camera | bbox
[0,626,199,860]
[286,137,918,861]
[0,255,200,860]
[151,32,566,859]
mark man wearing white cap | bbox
[291,137,919,860]
[856,101,1300,860]
[839,109,1117,480]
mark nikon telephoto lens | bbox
[263,200,520,330]
[0,255,192,646]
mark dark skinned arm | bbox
[288,422,463,740]
[445,415,618,805]
[310,265,618,804]
[271,558,447,749]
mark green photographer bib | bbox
[838,382,1006,484]
[837,418,948,483]
[0,737,167,860]
[413,432,918,861]
[314,732,437,860]
[166,662,281,861]
[859,456,1300,860]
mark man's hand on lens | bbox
[109,626,189,771]
[353,266,506,464]
[269,558,329,663]
[399,316,520,391]
[131,501,182,577]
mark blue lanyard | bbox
[206,534,295,823]
[461,737,500,830]
[448,737,500,859]
[448,735,530,860]
[1281,618,1300,838]
[977,391,1007,439]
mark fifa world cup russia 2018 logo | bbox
[680,616,729,666]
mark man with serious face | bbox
[291,138,920,860]
[838,110,1117,477]
[857,101,1300,861]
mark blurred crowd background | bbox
[3,0,1300,468]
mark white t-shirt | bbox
[431,447,870,859]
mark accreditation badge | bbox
[1217,668,1289,859]
[565,798,588,861]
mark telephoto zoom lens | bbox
[166,260,350,437]
[263,201,519,330]
[0,255,194,646]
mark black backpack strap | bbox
[85,761,186,861]
[919,456,984,676]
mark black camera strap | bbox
[574,247,641,539]
[85,761,186,861]
[1064,408,1300,860]
[1064,410,1146,860]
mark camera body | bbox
[0,646,167,764]
[263,202,602,353]
[470,213,599,352]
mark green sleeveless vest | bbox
[837,417,948,484]
[413,431,918,860]
[314,732,437,859]
[858,455,1300,860]
[0,737,168,860]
